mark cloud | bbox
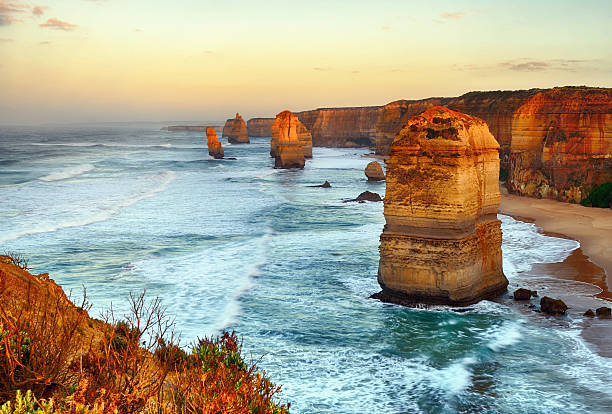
[40,17,77,31]
[134,28,142,32]
[39,40,50,45]
[499,58,589,72]
[313,67,332,72]
[440,11,465,20]
[0,1,28,25]
[0,36,12,41]
[32,5,47,16]
[381,25,390,31]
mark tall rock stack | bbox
[206,127,224,159]
[376,106,508,306]
[271,110,313,159]
[223,113,249,144]
[271,111,306,169]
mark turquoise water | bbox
[1,124,610,413]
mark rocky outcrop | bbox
[247,118,275,137]
[540,297,568,315]
[271,110,312,159]
[223,113,249,144]
[271,111,305,169]
[507,87,612,203]
[296,106,381,148]
[344,191,382,203]
[365,161,385,181]
[206,127,224,159]
[376,106,508,306]
[513,288,537,300]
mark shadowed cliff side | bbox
[375,107,508,306]
[247,118,275,137]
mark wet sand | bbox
[499,191,612,357]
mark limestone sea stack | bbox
[271,110,313,159]
[365,161,385,181]
[223,113,249,144]
[271,111,306,169]
[376,106,508,306]
[206,127,224,159]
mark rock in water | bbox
[271,110,313,159]
[584,309,595,317]
[344,191,382,202]
[377,106,508,306]
[309,181,331,188]
[272,111,306,169]
[365,161,385,181]
[596,307,611,318]
[540,297,568,315]
[206,127,224,159]
[513,288,535,300]
[223,113,249,144]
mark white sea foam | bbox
[485,321,523,352]
[434,356,477,395]
[39,164,95,182]
[0,171,176,244]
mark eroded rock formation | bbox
[365,161,385,181]
[376,106,508,306]
[206,127,224,159]
[247,118,275,137]
[271,111,306,169]
[271,110,312,159]
[223,113,249,144]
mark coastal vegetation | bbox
[581,182,612,208]
[0,255,289,414]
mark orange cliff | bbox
[247,118,275,137]
[206,127,224,159]
[507,87,612,202]
[271,111,306,169]
[271,110,312,159]
[375,107,508,306]
[222,113,249,144]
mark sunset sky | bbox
[1,0,611,124]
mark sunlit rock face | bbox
[247,118,275,137]
[271,111,306,169]
[507,87,612,203]
[271,110,312,159]
[223,113,249,144]
[365,161,385,181]
[206,127,224,159]
[377,106,508,306]
[296,107,381,148]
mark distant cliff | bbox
[295,106,381,147]
[247,118,275,137]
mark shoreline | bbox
[499,189,612,301]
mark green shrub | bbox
[581,182,612,208]
[499,167,509,182]
[0,390,58,414]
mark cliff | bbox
[296,106,381,148]
[222,113,249,144]
[247,118,275,137]
[507,87,612,202]
[271,111,306,169]
[206,126,224,159]
[165,125,207,132]
[376,107,508,305]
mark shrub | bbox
[580,182,612,208]
[499,167,509,182]
[0,390,59,414]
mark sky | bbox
[0,0,611,124]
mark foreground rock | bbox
[596,306,611,318]
[513,288,537,300]
[271,110,312,159]
[247,117,275,137]
[540,296,568,315]
[271,111,306,169]
[223,113,249,144]
[365,161,385,181]
[309,181,331,188]
[377,106,508,306]
[206,127,224,159]
[344,191,382,203]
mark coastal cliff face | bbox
[247,118,275,137]
[507,88,612,202]
[271,110,312,159]
[206,127,224,159]
[223,113,249,144]
[272,111,306,169]
[377,107,508,305]
[296,106,381,148]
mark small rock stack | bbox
[206,127,224,159]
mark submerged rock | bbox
[365,161,385,181]
[206,127,224,159]
[596,307,611,318]
[584,309,595,317]
[377,106,508,306]
[344,191,382,203]
[271,111,306,169]
[540,297,568,315]
[309,181,331,188]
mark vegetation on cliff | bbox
[0,254,289,414]
[581,182,612,208]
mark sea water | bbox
[1,124,610,414]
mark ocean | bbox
[1,123,610,413]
